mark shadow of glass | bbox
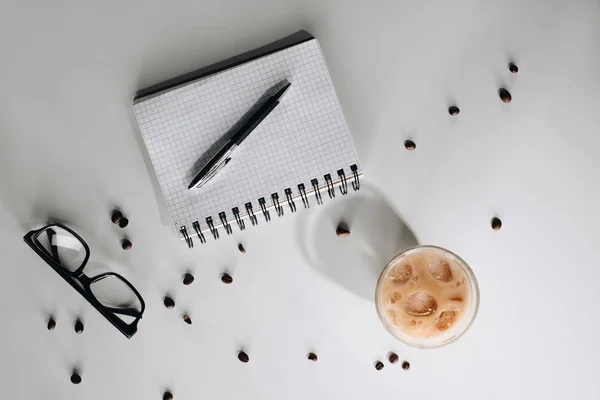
[296,182,418,302]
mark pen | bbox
[188,81,291,190]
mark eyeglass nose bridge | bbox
[77,273,92,284]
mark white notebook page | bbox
[133,38,360,237]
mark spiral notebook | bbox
[133,30,362,247]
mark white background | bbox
[1,0,599,399]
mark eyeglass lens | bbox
[36,226,86,272]
[89,275,142,324]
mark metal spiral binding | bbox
[271,193,284,217]
[180,226,193,248]
[245,202,258,226]
[206,216,219,239]
[351,164,360,191]
[324,174,335,199]
[337,169,348,195]
[193,221,206,244]
[298,183,309,208]
[179,164,361,247]
[232,207,245,231]
[219,211,232,235]
[259,197,271,222]
[311,178,323,204]
[284,188,297,212]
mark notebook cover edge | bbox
[134,30,315,103]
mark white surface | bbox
[133,38,359,238]
[1,1,600,399]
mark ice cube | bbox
[388,261,412,283]
[404,291,437,316]
[435,310,457,331]
[427,257,453,282]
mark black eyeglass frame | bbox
[23,223,145,339]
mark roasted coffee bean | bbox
[307,352,318,362]
[402,361,411,370]
[70,371,82,384]
[508,62,518,73]
[388,352,399,364]
[121,239,132,250]
[74,319,84,334]
[375,361,384,371]
[111,210,123,224]
[404,140,416,151]
[221,273,233,284]
[47,317,56,331]
[238,350,249,363]
[238,243,246,253]
[491,217,502,231]
[182,273,194,286]
[118,217,129,228]
[499,88,512,103]
[163,296,175,309]
[336,223,350,238]
[448,105,460,116]
[183,315,192,325]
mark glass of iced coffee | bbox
[375,245,479,348]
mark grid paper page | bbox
[133,39,360,236]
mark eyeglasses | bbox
[23,223,145,338]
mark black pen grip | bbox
[232,97,279,145]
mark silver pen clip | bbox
[190,145,237,190]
